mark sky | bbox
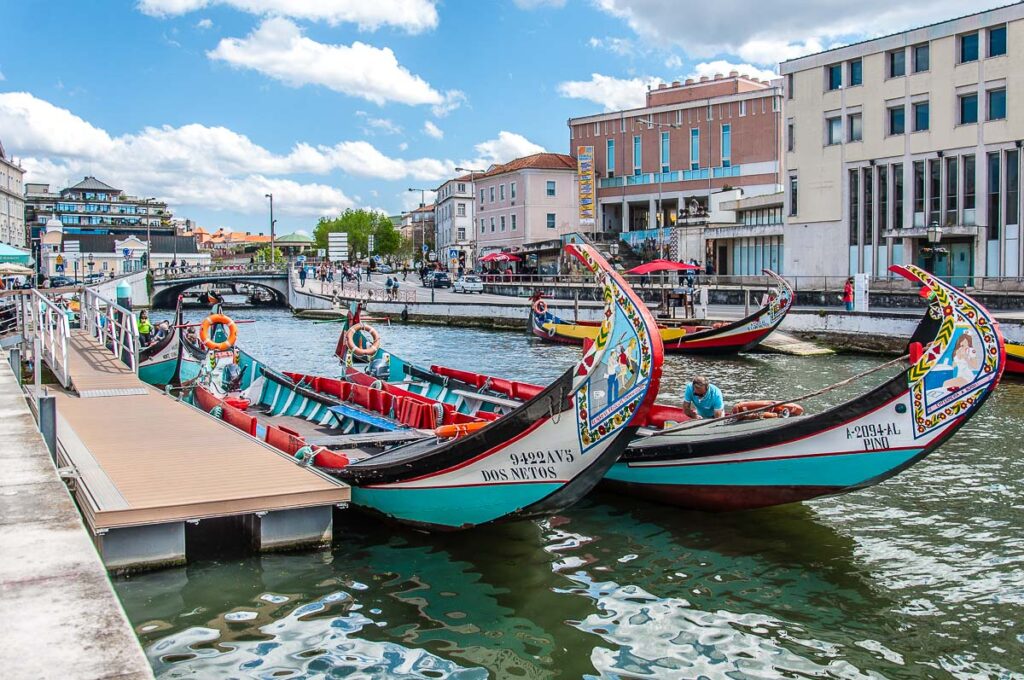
[0,0,1014,234]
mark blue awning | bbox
[0,243,32,265]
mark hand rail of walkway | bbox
[81,287,140,374]
[31,289,72,388]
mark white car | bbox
[453,275,484,294]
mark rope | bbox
[647,353,911,437]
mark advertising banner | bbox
[577,145,595,229]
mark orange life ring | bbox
[199,313,237,351]
[732,400,804,419]
[346,322,380,357]
[435,421,488,439]
[532,299,548,316]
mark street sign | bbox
[55,255,65,266]
[367,234,375,254]
[63,240,80,254]
[55,263,65,273]
[327,232,349,262]
[316,248,326,258]
[422,243,428,254]
[123,248,131,259]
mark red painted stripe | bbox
[665,327,771,350]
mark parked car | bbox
[376,264,394,274]
[424,271,452,288]
[48,276,78,288]
[453,275,484,294]
[84,273,104,284]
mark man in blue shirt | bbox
[683,376,725,419]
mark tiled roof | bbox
[67,176,121,193]
[478,153,576,179]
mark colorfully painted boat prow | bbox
[529,268,794,355]
[337,243,665,529]
[609,263,1004,511]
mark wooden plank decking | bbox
[66,330,148,397]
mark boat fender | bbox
[435,421,488,439]
[532,299,548,316]
[370,379,383,391]
[199,313,238,351]
[433,402,445,427]
[732,400,804,419]
[346,323,380,357]
[293,445,316,466]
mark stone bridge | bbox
[150,265,290,307]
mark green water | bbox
[121,310,1024,678]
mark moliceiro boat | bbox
[139,296,202,386]
[1003,342,1024,376]
[187,243,665,529]
[530,269,794,354]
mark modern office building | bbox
[780,4,1024,284]
[567,73,783,271]
[25,176,172,238]
[433,175,474,268]
[0,139,26,247]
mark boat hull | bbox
[1004,343,1024,376]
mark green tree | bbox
[254,246,284,264]
[314,209,402,261]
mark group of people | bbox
[136,310,171,348]
[383,276,402,300]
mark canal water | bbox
[120,308,1024,679]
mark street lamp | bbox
[87,254,95,276]
[408,187,430,265]
[638,119,681,259]
[143,197,156,270]
[455,167,485,269]
[264,193,276,266]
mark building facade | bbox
[781,4,1024,284]
[25,176,172,241]
[474,153,580,262]
[0,139,26,247]
[568,73,783,271]
[401,204,437,261]
[433,175,474,267]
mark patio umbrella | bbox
[0,263,33,276]
[626,259,700,275]
[479,252,522,263]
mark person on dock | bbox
[138,310,153,346]
[683,376,724,420]
[843,278,854,312]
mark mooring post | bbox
[744,287,750,316]
[574,291,579,323]
[39,394,56,463]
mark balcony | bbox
[598,165,742,189]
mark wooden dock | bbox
[759,330,835,356]
[46,330,351,570]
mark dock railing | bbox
[81,287,140,374]
[32,290,71,388]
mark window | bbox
[676,110,682,125]
[490,217,495,232]
[720,125,731,167]
[989,26,1007,57]
[786,73,794,99]
[928,159,941,226]
[663,130,671,173]
[480,189,484,203]
[499,184,505,200]
[913,160,925,222]
[849,59,862,86]
[480,218,485,233]
[511,214,517,231]
[788,175,798,216]
[959,93,979,124]
[546,180,556,197]
[787,120,795,152]
[964,155,976,212]
[457,182,466,192]
[546,213,556,229]
[863,168,873,246]
[457,227,466,241]
[893,163,904,229]
[500,215,506,231]
[849,169,860,246]
[606,139,615,177]
[739,100,746,116]
[827,64,842,90]
[1007,149,1020,226]
[913,102,930,132]
[945,157,958,226]
[593,122,599,135]
[489,186,495,202]
[826,116,842,145]
[690,129,699,170]
[457,203,465,217]
[913,43,930,72]
[878,165,888,232]
[988,152,1001,239]
[888,49,906,77]
[888,106,905,135]
[847,113,862,142]
[960,32,979,63]
[633,135,642,174]
[988,88,1006,120]
[511,182,516,199]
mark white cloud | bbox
[355,112,403,135]
[196,17,212,29]
[557,73,659,111]
[400,190,436,211]
[513,0,566,8]
[398,142,409,151]
[687,60,778,84]
[423,121,443,139]
[594,0,1010,65]
[431,89,466,117]
[460,131,546,170]
[664,54,682,70]
[137,0,439,33]
[208,18,456,109]
[587,36,637,57]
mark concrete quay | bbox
[0,351,153,680]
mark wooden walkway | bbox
[66,330,148,397]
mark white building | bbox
[433,175,475,269]
[781,4,1024,285]
[0,139,26,247]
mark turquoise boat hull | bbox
[353,483,563,529]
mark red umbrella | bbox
[626,259,700,275]
[480,252,522,263]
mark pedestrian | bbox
[392,278,400,300]
[683,376,725,420]
[327,266,334,283]
[299,264,307,287]
[385,275,394,300]
[843,277,854,312]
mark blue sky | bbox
[0,0,1011,234]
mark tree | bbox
[254,246,284,263]
[314,209,402,261]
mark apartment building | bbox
[432,174,474,266]
[781,4,1024,284]
[0,139,26,247]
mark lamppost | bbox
[143,197,156,270]
[455,167,485,270]
[264,193,276,266]
[638,118,681,259]
[923,221,947,277]
[407,187,430,266]
[87,254,95,277]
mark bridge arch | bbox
[151,272,290,308]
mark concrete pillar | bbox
[648,198,657,231]
[97,522,186,572]
[622,200,630,233]
[246,507,333,552]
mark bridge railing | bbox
[32,290,72,388]
[81,287,140,374]
[152,263,286,281]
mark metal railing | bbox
[152,263,287,281]
[81,287,140,373]
[32,290,71,388]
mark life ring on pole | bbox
[532,299,548,316]
[199,313,237,351]
[346,322,380,357]
[732,400,804,420]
